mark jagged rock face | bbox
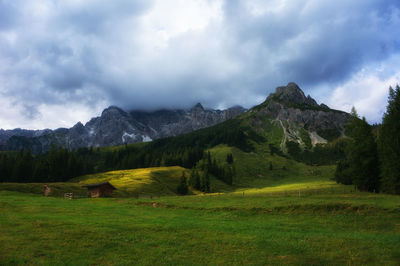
[272,82,318,106]
[0,128,51,144]
[0,104,246,153]
[128,104,245,139]
[252,82,350,144]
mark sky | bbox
[1,0,400,129]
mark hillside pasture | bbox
[1,166,232,197]
[1,155,399,264]
[0,188,399,265]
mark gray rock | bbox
[253,82,350,145]
[0,103,246,153]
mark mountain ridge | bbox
[0,103,246,153]
[0,82,351,154]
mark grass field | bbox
[1,147,399,265]
[1,183,399,265]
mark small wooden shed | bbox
[83,182,116,198]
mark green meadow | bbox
[1,145,399,265]
[1,182,400,265]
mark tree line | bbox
[177,152,236,194]
[335,85,400,194]
[0,147,86,182]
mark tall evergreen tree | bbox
[379,85,400,194]
[200,170,210,193]
[189,168,201,190]
[177,172,188,195]
[334,159,352,185]
[0,154,13,182]
[13,150,33,182]
[226,153,234,164]
[335,108,380,191]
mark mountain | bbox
[0,82,351,185]
[0,128,52,143]
[0,82,350,156]
[0,104,246,153]
[243,82,349,152]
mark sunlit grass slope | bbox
[71,166,232,197]
[0,167,194,197]
[208,144,336,189]
[70,166,190,196]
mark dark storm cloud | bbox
[221,0,400,90]
[0,0,400,128]
[58,1,149,35]
[0,1,151,107]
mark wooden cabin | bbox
[83,182,116,198]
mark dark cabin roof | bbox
[82,182,116,190]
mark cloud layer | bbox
[0,0,400,129]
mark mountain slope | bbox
[244,82,349,151]
[0,104,245,153]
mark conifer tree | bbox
[204,171,210,192]
[224,165,234,185]
[200,170,210,193]
[177,172,188,195]
[189,168,201,190]
[226,153,234,164]
[335,107,380,191]
[13,150,33,182]
[379,85,400,194]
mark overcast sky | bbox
[1,0,400,129]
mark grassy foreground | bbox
[1,187,399,265]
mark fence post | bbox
[64,192,73,200]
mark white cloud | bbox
[325,54,400,123]
[0,99,107,130]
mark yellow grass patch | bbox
[71,166,190,197]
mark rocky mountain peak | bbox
[72,122,84,129]
[251,83,350,145]
[268,82,318,106]
[191,102,205,111]
[101,106,127,117]
[271,82,318,107]
[70,121,86,135]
